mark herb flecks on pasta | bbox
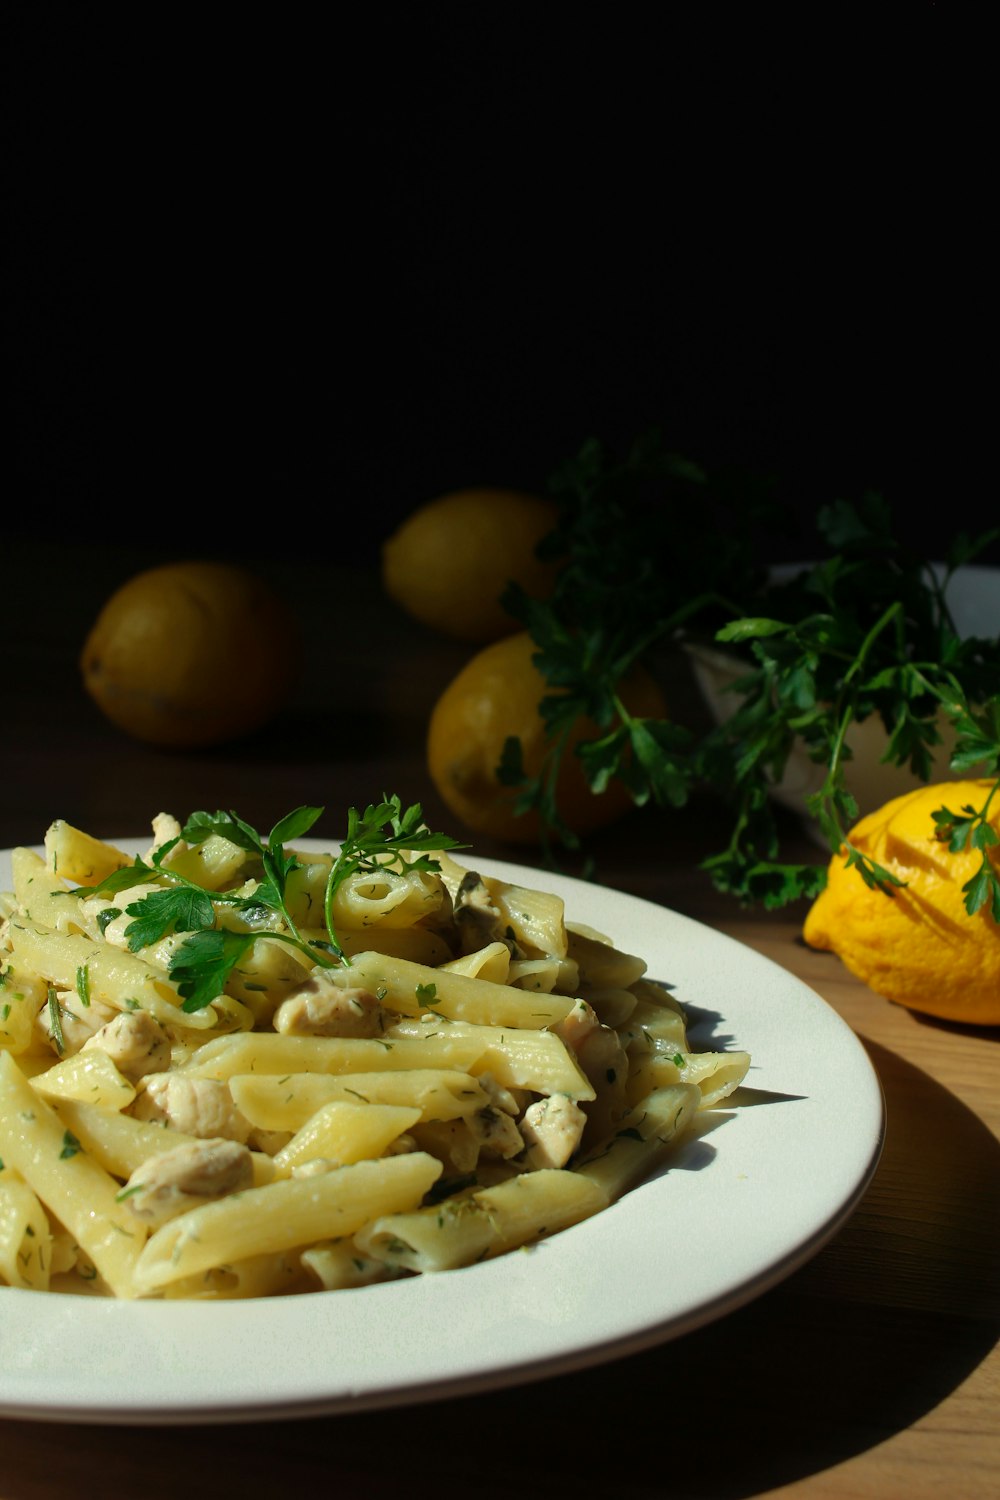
[0,802,749,1299]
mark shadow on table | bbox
[1,1043,997,1500]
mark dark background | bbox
[6,8,996,580]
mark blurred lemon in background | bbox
[81,560,299,748]
[803,779,1000,1024]
[382,488,559,643]
[427,629,667,843]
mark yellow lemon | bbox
[81,560,299,748]
[803,779,1000,1024]
[427,630,667,843]
[382,488,560,643]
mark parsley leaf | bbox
[122,887,216,951]
[169,930,256,1013]
[496,429,1000,915]
[321,796,465,962]
[76,857,160,898]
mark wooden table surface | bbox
[1,541,997,1499]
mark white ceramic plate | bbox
[0,843,884,1425]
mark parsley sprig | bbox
[319,798,466,963]
[80,797,463,1011]
[500,432,1000,916]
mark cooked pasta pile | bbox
[0,813,749,1300]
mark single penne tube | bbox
[229,1069,490,1132]
[482,878,568,959]
[132,1150,443,1292]
[629,977,688,1019]
[157,833,249,890]
[6,923,218,1031]
[331,952,578,1028]
[0,1051,148,1296]
[490,1165,600,1217]
[0,1176,53,1290]
[620,994,690,1053]
[43,821,131,885]
[52,1097,275,1187]
[300,1240,398,1291]
[0,966,47,1054]
[440,942,511,983]
[156,1250,306,1300]
[222,936,315,1013]
[11,846,52,900]
[625,1050,751,1110]
[10,848,94,936]
[565,927,647,988]
[357,1190,494,1271]
[280,857,334,926]
[271,1101,422,1176]
[574,1083,701,1199]
[286,861,446,933]
[575,985,639,1027]
[180,1031,489,1080]
[30,1048,137,1110]
[330,867,446,931]
[386,1016,596,1100]
[332,926,453,967]
[506,957,563,993]
[357,1168,608,1272]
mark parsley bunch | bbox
[80,798,463,1011]
[500,432,1000,916]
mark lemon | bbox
[803,779,1000,1024]
[80,561,299,748]
[382,488,560,643]
[427,630,667,843]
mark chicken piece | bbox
[273,973,387,1038]
[35,988,117,1056]
[120,1139,253,1226]
[82,1009,172,1081]
[552,998,600,1054]
[132,1074,252,1142]
[145,811,183,861]
[521,1093,587,1169]
[464,1071,525,1157]
[470,1104,524,1159]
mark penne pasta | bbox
[356,1168,607,1272]
[229,1068,490,1131]
[0,1051,149,1297]
[271,1101,422,1176]
[0,806,750,1302]
[0,1175,53,1291]
[132,1151,443,1291]
[327,950,579,1027]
